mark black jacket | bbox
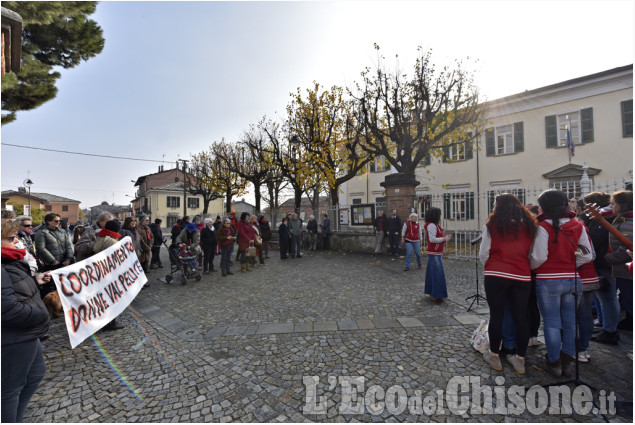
[149,223,163,247]
[259,220,272,241]
[306,219,318,234]
[1,259,50,346]
[278,223,291,244]
[586,216,613,271]
[387,215,402,233]
[200,226,217,249]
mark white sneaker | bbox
[576,351,590,363]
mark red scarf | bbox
[99,228,121,240]
[1,246,26,261]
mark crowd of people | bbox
[478,189,632,377]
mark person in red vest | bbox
[479,194,538,375]
[530,189,593,378]
[401,213,423,271]
[423,207,451,302]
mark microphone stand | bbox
[466,234,487,311]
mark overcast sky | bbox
[1,0,633,209]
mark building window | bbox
[45,205,52,211]
[352,198,362,205]
[167,196,180,208]
[188,198,200,209]
[487,189,526,214]
[443,192,475,220]
[485,123,524,156]
[62,205,69,212]
[369,156,391,173]
[546,108,593,147]
[622,99,633,138]
[166,215,179,228]
[418,195,433,217]
[548,178,591,200]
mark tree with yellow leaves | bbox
[286,82,371,207]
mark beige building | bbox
[140,182,224,228]
[342,65,633,230]
[2,189,81,224]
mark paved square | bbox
[25,249,633,422]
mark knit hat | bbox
[105,219,121,233]
[216,215,221,220]
[186,222,197,231]
[138,214,147,222]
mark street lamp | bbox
[23,178,33,215]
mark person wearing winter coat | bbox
[216,218,236,276]
[200,218,218,274]
[236,213,257,272]
[258,215,272,259]
[373,211,389,254]
[136,215,154,273]
[1,220,51,423]
[34,213,74,272]
[177,222,202,258]
[148,218,163,269]
[278,217,291,260]
[74,212,114,262]
[306,215,318,251]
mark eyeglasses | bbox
[5,235,18,242]
[52,220,61,223]
[21,224,32,227]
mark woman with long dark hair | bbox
[480,194,537,374]
[423,207,451,302]
[530,189,593,377]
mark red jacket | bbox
[534,219,584,280]
[483,226,533,282]
[237,220,256,251]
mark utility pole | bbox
[181,159,189,218]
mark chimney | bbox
[18,187,26,193]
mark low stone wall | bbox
[331,230,383,253]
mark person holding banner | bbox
[93,220,125,331]
[1,220,51,422]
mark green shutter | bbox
[467,192,475,219]
[581,107,594,143]
[487,191,495,214]
[442,146,450,162]
[545,115,558,148]
[443,194,451,218]
[465,132,474,160]
[513,122,524,153]
[485,128,495,156]
[621,100,633,138]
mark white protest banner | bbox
[50,236,147,348]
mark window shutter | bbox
[487,191,495,214]
[485,128,495,156]
[465,139,473,160]
[621,100,633,138]
[581,107,594,143]
[443,194,451,218]
[513,122,524,153]
[442,146,450,163]
[545,115,558,148]
[467,192,475,220]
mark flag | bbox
[565,128,575,157]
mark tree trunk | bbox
[225,189,233,214]
[294,186,302,212]
[253,180,262,213]
[329,187,339,207]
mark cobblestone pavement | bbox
[26,247,633,422]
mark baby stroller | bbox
[162,237,202,285]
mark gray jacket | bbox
[604,213,633,280]
[289,218,302,236]
[34,226,74,265]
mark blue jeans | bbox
[1,339,46,423]
[405,241,421,268]
[220,245,231,274]
[536,278,582,362]
[595,269,619,332]
[388,233,400,255]
[578,290,596,352]
[593,295,603,324]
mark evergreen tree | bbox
[1,1,105,125]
